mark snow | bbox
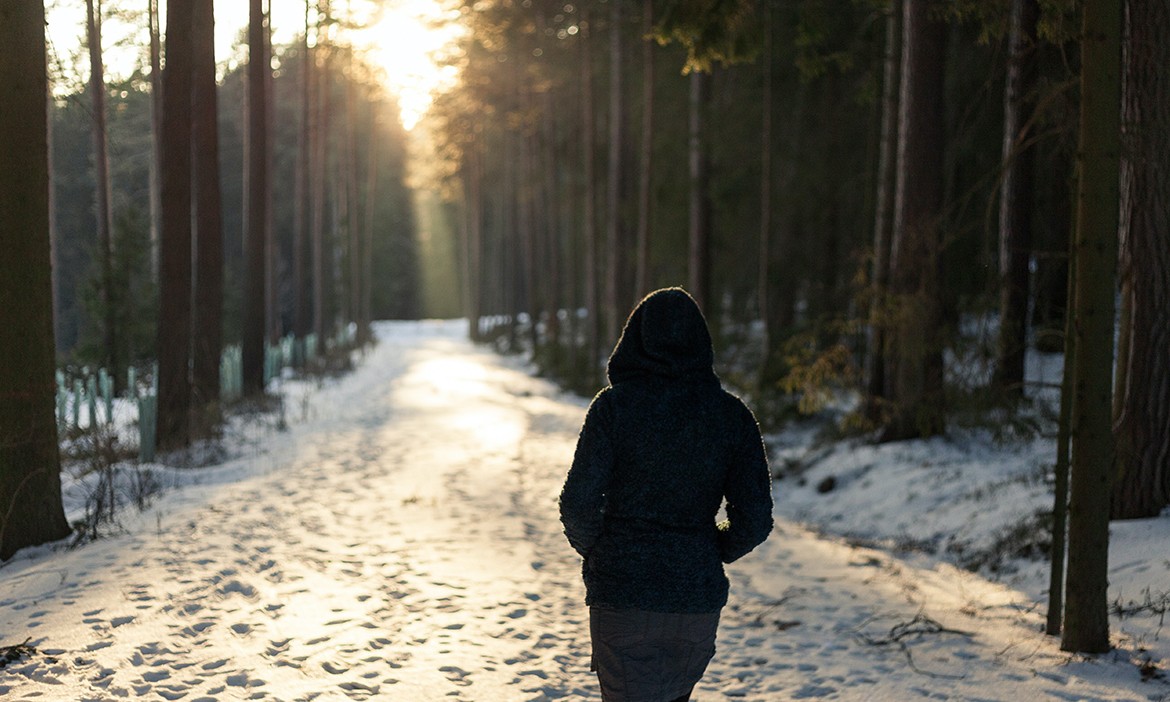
[1,319,1167,701]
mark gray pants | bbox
[589,606,720,702]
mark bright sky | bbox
[44,0,464,131]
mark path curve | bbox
[0,322,1152,701]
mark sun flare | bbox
[358,0,464,131]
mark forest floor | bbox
[0,320,1166,701]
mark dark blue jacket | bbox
[559,288,774,614]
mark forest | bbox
[0,0,1167,661]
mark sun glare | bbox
[359,1,464,131]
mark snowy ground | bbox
[1,320,1167,701]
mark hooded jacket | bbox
[559,288,774,614]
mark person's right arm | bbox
[558,392,614,558]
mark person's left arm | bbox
[717,403,774,563]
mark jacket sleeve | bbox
[559,393,614,558]
[717,404,774,563]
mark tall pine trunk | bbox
[605,0,625,345]
[1061,0,1121,655]
[156,0,195,450]
[191,0,224,418]
[86,0,119,392]
[243,0,270,395]
[312,6,332,345]
[0,0,71,560]
[687,71,712,312]
[864,0,902,419]
[1111,0,1170,519]
[147,0,162,281]
[293,0,312,352]
[881,0,947,442]
[264,7,279,347]
[635,0,654,299]
[993,0,1041,398]
[758,1,773,364]
[582,13,601,383]
[360,110,378,344]
[464,148,484,341]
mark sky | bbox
[45,0,465,130]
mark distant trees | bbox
[46,2,419,452]
[0,0,71,558]
[430,2,1166,649]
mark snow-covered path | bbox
[0,322,1160,701]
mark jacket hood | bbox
[607,288,717,384]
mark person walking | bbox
[560,287,774,702]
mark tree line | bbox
[428,0,1168,654]
[1,2,416,556]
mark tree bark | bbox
[465,147,484,341]
[156,0,195,450]
[1111,0,1170,520]
[1061,0,1121,655]
[312,4,332,345]
[191,0,224,417]
[635,0,654,300]
[758,0,773,360]
[243,0,270,394]
[687,70,712,313]
[582,13,601,384]
[881,0,947,442]
[264,3,279,346]
[86,0,119,392]
[293,0,311,350]
[0,0,71,560]
[360,109,377,344]
[148,0,162,281]
[864,0,902,418]
[993,0,1041,399]
[605,0,625,345]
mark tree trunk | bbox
[312,6,332,345]
[864,0,902,418]
[635,0,654,299]
[0,0,71,560]
[1046,236,1077,636]
[86,0,119,393]
[148,0,162,282]
[156,0,195,450]
[758,0,773,359]
[360,109,377,344]
[464,147,484,341]
[582,13,601,383]
[346,69,362,342]
[993,0,1041,399]
[605,0,625,345]
[881,0,947,442]
[687,70,712,312]
[191,0,224,418]
[264,4,279,346]
[243,0,270,395]
[1111,0,1170,520]
[1061,0,1121,655]
[293,0,311,351]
